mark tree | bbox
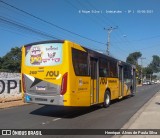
[126,52,142,84]
[1,47,21,72]
[126,52,142,65]
[0,57,2,69]
[143,66,153,79]
[149,55,160,73]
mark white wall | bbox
[0,72,21,103]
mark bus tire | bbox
[103,90,111,108]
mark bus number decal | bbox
[100,78,108,85]
[46,71,59,77]
[30,71,37,75]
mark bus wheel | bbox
[103,90,111,108]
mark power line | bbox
[0,16,60,39]
[0,26,41,40]
[86,1,136,52]
[73,0,128,56]
[0,0,132,59]
[0,0,105,45]
[83,0,135,54]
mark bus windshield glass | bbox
[25,43,63,66]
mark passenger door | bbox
[119,65,124,98]
[90,57,99,105]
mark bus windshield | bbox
[25,43,63,66]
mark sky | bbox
[0,0,160,67]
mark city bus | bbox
[21,40,136,107]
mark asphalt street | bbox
[0,84,160,138]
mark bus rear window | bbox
[25,43,62,66]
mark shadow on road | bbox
[29,96,133,118]
[30,105,102,118]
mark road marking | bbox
[41,118,62,125]
[53,118,61,122]
[42,121,50,125]
[41,118,62,126]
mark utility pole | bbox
[104,26,118,55]
[140,57,146,84]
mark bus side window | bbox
[99,58,108,77]
[72,48,88,76]
[109,60,118,78]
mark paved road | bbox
[0,84,160,138]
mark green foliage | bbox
[0,57,2,69]
[126,52,142,82]
[149,55,160,73]
[126,52,142,65]
[143,66,153,75]
[0,47,21,73]
[136,64,142,76]
[143,66,153,79]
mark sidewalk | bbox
[113,90,160,138]
[0,99,28,109]
[0,89,160,138]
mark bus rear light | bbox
[22,74,26,93]
[60,72,68,95]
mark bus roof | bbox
[24,40,65,47]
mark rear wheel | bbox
[103,90,111,108]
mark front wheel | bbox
[103,90,111,108]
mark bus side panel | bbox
[99,77,107,103]
[99,77,120,103]
[123,82,132,96]
[74,77,90,106]
[63,42,91,106]
[107,78,119,100]
[65,77,90,106]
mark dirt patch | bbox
[0,100,29,109]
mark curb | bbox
[112,90,160,138]
[0,98,22,103]
[0,99,29,109]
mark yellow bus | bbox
[21,40,136,107]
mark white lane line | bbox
[53,118,61,122]
[41,118,61,125]
[42,121,50,125]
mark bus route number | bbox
[30,71,37,75]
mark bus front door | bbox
[132,67,136,94]
[119,65,124,99]
[90,58,99,105]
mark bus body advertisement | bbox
[21,40,136,107]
